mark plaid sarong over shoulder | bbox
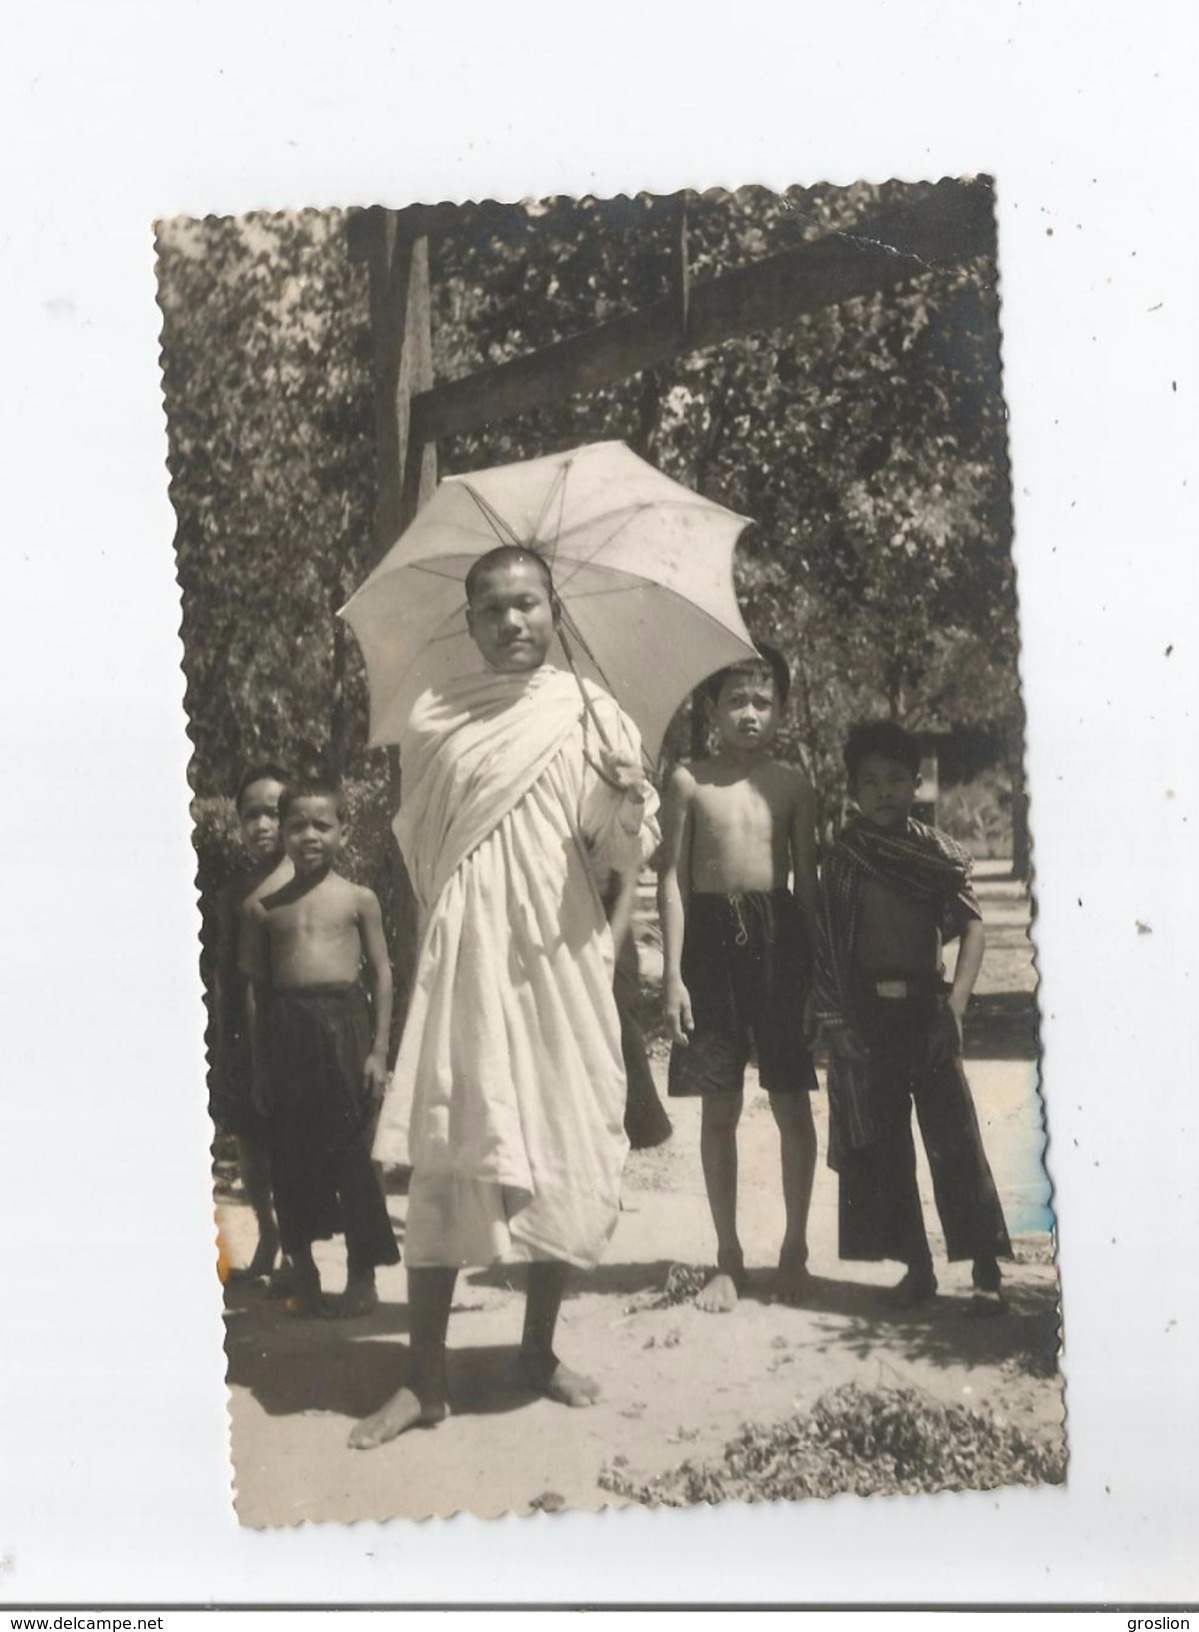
[814,818,981,1163]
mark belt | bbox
[872,978,924,1000]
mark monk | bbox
[350,544,660,1449]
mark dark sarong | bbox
[262,984,400,1269]
[206,873,265,1137]
[615,936,672,1149]
[209,1031,261,1139]
[669,889,816,1097]
[837,977,1012,1267]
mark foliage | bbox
[650,1264,710,1309]
[937,765,1015,858]
[157,185,1021,837]
[429,185,1019,831]
[599,1382,1065,1506]
[157,211,379,793]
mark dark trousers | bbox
[271,1120,400,1270]
[838,985,1012,1268]
[265,986,400,1271]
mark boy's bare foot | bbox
[696,1249,745,1313]
[245,1232,280,1280]
[286,1292,327,1318]
[772,1250,815,1306]
[323,1273,379,1321]
[519,1349,601,1407]
[348,1386,449,1450]
[696,1272,740,1313]
[286,1288,327,1318]
[226,1263,268,1285]
[965,1287,1007,1317]
[887,1266,938,1308]
[284,1255,323,1317]
[265,1260,298,1300]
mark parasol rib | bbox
[529,462,570,558]
[460,482,525,548]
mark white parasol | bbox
[340,440,760,762]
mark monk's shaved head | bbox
[464,547,560,674]
[464,545,555,606]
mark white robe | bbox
[374,664,660,1269]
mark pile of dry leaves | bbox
[600,1382,1066,1506]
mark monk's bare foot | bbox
[323,1273,379,1320]
[696,1249,745,1313]
[519,1350,601,1407]
[772,1250,815,1306]
[348,1386,449,1450]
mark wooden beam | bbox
[411,179,995,446]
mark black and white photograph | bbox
[5,0,1197,1608]
[156,179,1063,1525]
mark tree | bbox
[156,211,377,793]
[424,186,1020,832]
[158,184,1024,862]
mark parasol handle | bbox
[557,619,655,783]
[557,623,615,749]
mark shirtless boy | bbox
[814,721,1011,1312]
[209,763,292,1282]
[660,645,819,1312]
[241,779,400,1317]
[349,545,658,1450]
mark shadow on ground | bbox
[769,1273,1061,1377]
[964,991,1041,1061]
[466,1258,681,1302]
[223,1284,536,1421]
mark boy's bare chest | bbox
[688,775,793,892]
[693,777,789,843]
[267,890,356,946]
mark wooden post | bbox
[350,208,438,559]
[1007,713,1031,883]
[327,495,352,779]
[673,189,691,346]
[914,737,940,828]
[395,237,439,534]
[348,207,439,1034]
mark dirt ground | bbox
[219,863,1063,1526]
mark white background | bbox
[1,0,1196,1607]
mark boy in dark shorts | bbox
[814,721,1012,1313]
[241,777,400,1318]
[209,763,292,1282]
[659,645,819,1311]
